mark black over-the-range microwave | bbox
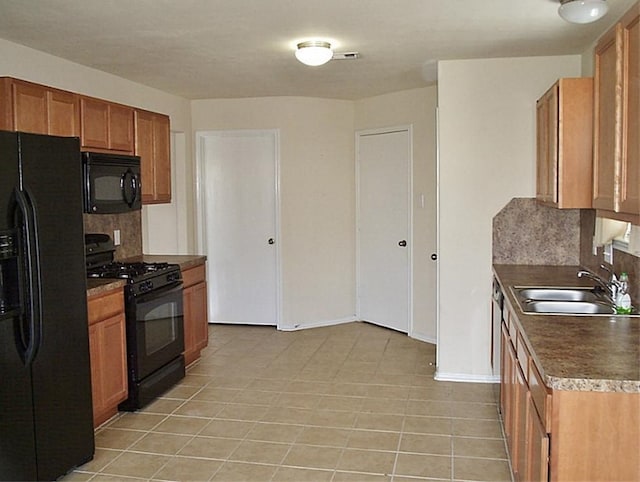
[82,151,142,214]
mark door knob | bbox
[398,240,407,247]
[431,253,437,261]
[268,238,275,245]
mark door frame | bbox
[194,129,283,328]
[355,125,414,335]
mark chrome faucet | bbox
[577,265,622,300]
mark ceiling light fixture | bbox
[295,40,333,66]
[558,0,609,24]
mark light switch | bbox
[114,229,121,246]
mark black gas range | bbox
[87,261,182,296]
[85,234,185,411]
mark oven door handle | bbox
[132,280,183,303]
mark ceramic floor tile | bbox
[333,472,392,482]
[172,400,225,418]
[272,466,334,481]
[346,430,401,451]
[354,412,404,432]
[108,413,166,431]
[337,448,396,474]
[177,436,242,460]
[453,456,512,481]
[452,436,508,459]
[228,439,290,464]
[394,453,452,479]
[100,451,170,479]
[69,323,510,482]
[151,455,222,481]
[94,428,146,450]
[198,419,256,438]
[282,444,343,469]
[151,415,211,435]
[245,422,303,443]
[399,433,452,456]
[295,426,351,447]
[128,432,193,455]
[210,461,278,481]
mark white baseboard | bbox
[409,331,437,344]
[278,316,358,331]
[435,370,500,384]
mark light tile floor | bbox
[66,322,512,481]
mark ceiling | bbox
[0,0,635,100]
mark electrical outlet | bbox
[114,229,121,246]
[603,241,613,264]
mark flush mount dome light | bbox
[558,0,609,24]
[295,40,333,66]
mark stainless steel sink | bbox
[520,300,616,315]
[510,286,638,317]
[515,287,602,302]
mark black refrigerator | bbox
[0,131,94,480]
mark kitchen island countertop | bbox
[493,264,639,393]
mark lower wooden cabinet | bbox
[87,288,128,427]
[500,305,550,482]
[500,295,639,481]
[182,263,209,366]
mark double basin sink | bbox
[511,286,638,317]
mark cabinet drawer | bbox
[508,309,518,346]
[529,359,551,432]
[88,289,124,325]
[182,264,206,288]
[517,333,530,384]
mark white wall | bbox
[191,97,356,329]
[354,87,438,342]
[437,55,582,381]
[0,39,194,255]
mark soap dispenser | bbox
[615,272,632,314]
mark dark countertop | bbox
[493,264,639,393]
[86,279,126,298]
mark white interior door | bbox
[357,128,411,333]
[201,130,278,325]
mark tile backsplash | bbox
[492,198,581,265]
[83,211,142,260]
[492,197,639,306]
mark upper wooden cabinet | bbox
[536,78,593,208]
[0,78,80,137]
[135,109,171,203]
[593,2,639,218]
[81,97,134,154]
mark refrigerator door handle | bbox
[13,188,42,365]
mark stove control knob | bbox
[139,281,154,293]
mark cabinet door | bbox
[88,323,103,421]
[536,89,557,205]
[100,314,128,408]
[515,362,528,481]
[620,7,639,215]
[183,281,209,365]
[136,110,171,204]
[81,97,110,150]
[152,114,171,203]
[12,80,48,134]
[109,103,134,153]
[593,25,622,211]
[525,393,550,482]
[48,89,80,137]
[192,281,209,351]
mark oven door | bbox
[129,282,184,381]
